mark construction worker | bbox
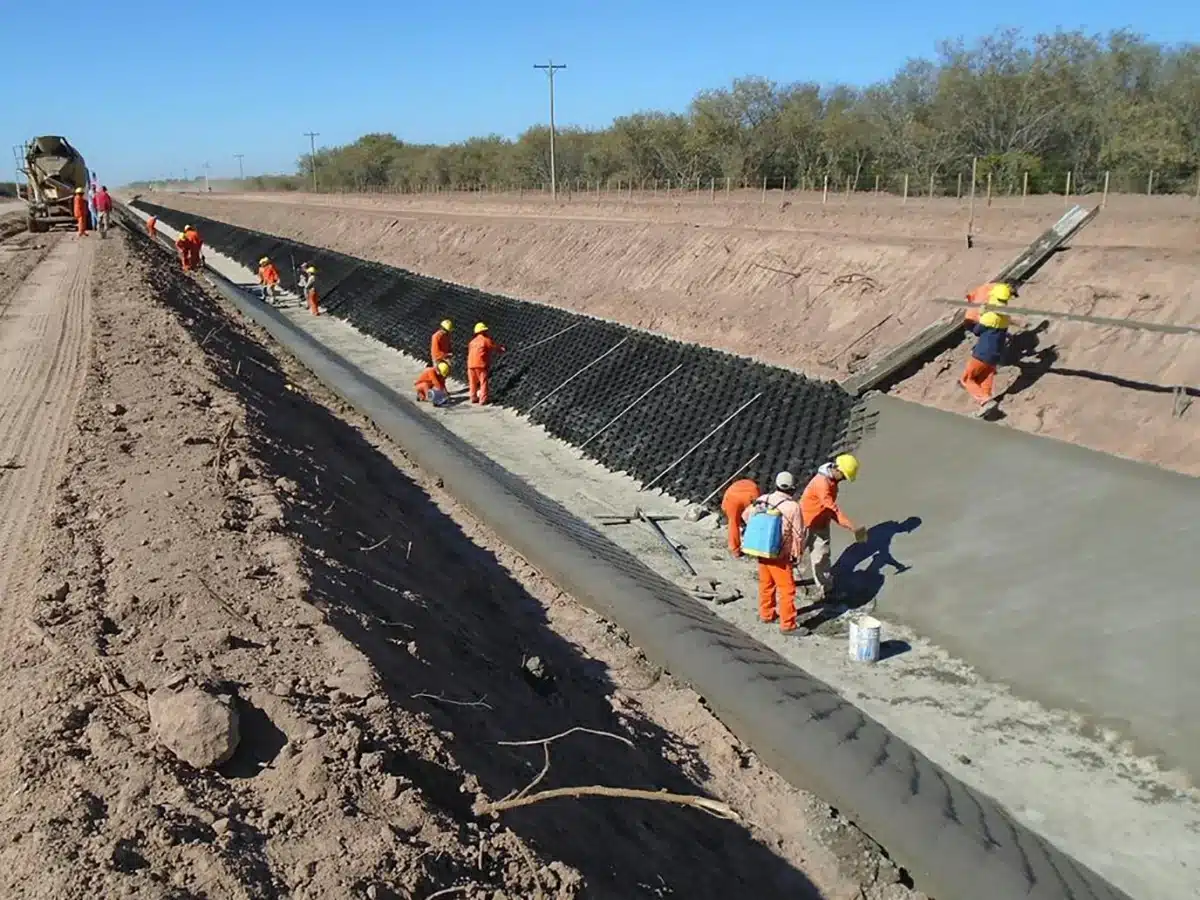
[94,185,113,236]
[964,281,1012,325]
[72,188,88,236]
[300,266,320,315]
[741,472,808,635]
[431,319,453,367]
[466,322,504,405]
[146,215,158,238]
[415,361,452,406]
[175,229,194,271]
[257,256,281,302]
[960,301,1012,417]
[720,478,761,558]
[182,224,203,270]
[800,454,867,603]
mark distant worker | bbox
[94,185,113,236]
[800,454,867,603]
[963,281,1012,326]
[415,361,452,406]
[741,472,808,636]
[86,182,97,230]
[300,266,320,315]
[466,322,505,405]
[257,256,281,302]
[960,292,1012,417]
[146,215,158,238]
[72,188,88,236]
[720,478,761,558]
[182,224,203,270]
[431,319,454,367]
[175,229,194,271]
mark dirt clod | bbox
[147,686,240,769]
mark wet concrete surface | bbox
[140,215,1200,900]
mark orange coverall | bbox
[963,282,995,325]
[183,228,203,270]
[800,467,857,600]
[414,366,447,401]
[175,233,194,270]
[73,194,88,235]
[146,216,158,238]
[431,328,452,365]
[742,491,806,631]
[258,262,280,289]
[466,333,504,405]
[721,479,760,557]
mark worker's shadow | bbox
[987,321,1056,418]
[799,516,922,630]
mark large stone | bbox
[148,686,240,769]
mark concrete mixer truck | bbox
[15,136,89,232]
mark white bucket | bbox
[848,616,882,663]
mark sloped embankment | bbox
[133,200,862,504]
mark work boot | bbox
[780,626,810,637]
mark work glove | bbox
[853,526,869,544]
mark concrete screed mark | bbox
[130,199,862,507]
[119,205,1133,900]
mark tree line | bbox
[148,28,1200,196]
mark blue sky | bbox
[2,0,1195,185]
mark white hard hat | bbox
[775,471,796,491]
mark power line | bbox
[533,61,566,201]
[234,153,245,181]
[303,131,320,191]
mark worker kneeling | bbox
[415,361,451,407]
[741,472,808,636]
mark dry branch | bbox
[411,692,493,710]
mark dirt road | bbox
[149,191,1200,474]
[0,236,93,641]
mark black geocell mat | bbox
[134,200,861,503]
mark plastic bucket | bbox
[848,615,882,663]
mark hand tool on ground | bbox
[595,511,678,524]
[637,507,696,576]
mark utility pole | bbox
[202,161,211,192]
[303,131,320,191]
[234,153,245,181]
[533,60,566,201]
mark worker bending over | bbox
[415,361,452,406]
[800,454,867,603]
[174,229,194,271]
[183,225,203,269]
[959,285,1012,417]
[741,472,808,636]
[72,188,88,236]
[257,257,281,302]
[146,215,158,238]
[298,266,320,315]
[720,478,760,558]
[466,322,504,405]
[431,319,453,367]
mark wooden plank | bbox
[840,205,1100,396]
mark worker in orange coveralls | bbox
[742,472,808,636]
[415,361,452,406]
[960,306,1012,417]
[257,256,281,303]
[431,319,454,367]
[174,229,194,271]
[800,454,867,603]
[466,322,505,405]
[146,215,158,238]
[182,224,203,270]
[72,188,88,236]
[721,478,761,558]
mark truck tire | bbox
[26,216,45,234]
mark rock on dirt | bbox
[147,685,240,769]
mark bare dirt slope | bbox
[151,190,1200,474]
[0,225,920,897]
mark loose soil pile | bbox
[0,224,923,898]
[150,191,1199,474]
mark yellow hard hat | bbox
[183,224,193,230]
[835,453,860,482]
[474,322,488,334]
[440,319,453,332]
[436,361,451,377]
[74,187,83,194]
[259,257,270,264]
[979,310,1010,330]
[305,266,316,274]
[988,283,1012,304]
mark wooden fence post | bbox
[1022,171,1029,206]
[967,157,978,239]
[822,175,829,205]
[902,173,909,203]
[761,176,767,205]
[1102,171,1110,208]
[1148,170,1155,195]
[1064,170,1072,204]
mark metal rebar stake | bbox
[526,337,629,415]
[578,364,683,450]
[640,392,764,493]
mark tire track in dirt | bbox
[0,238,93,641]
